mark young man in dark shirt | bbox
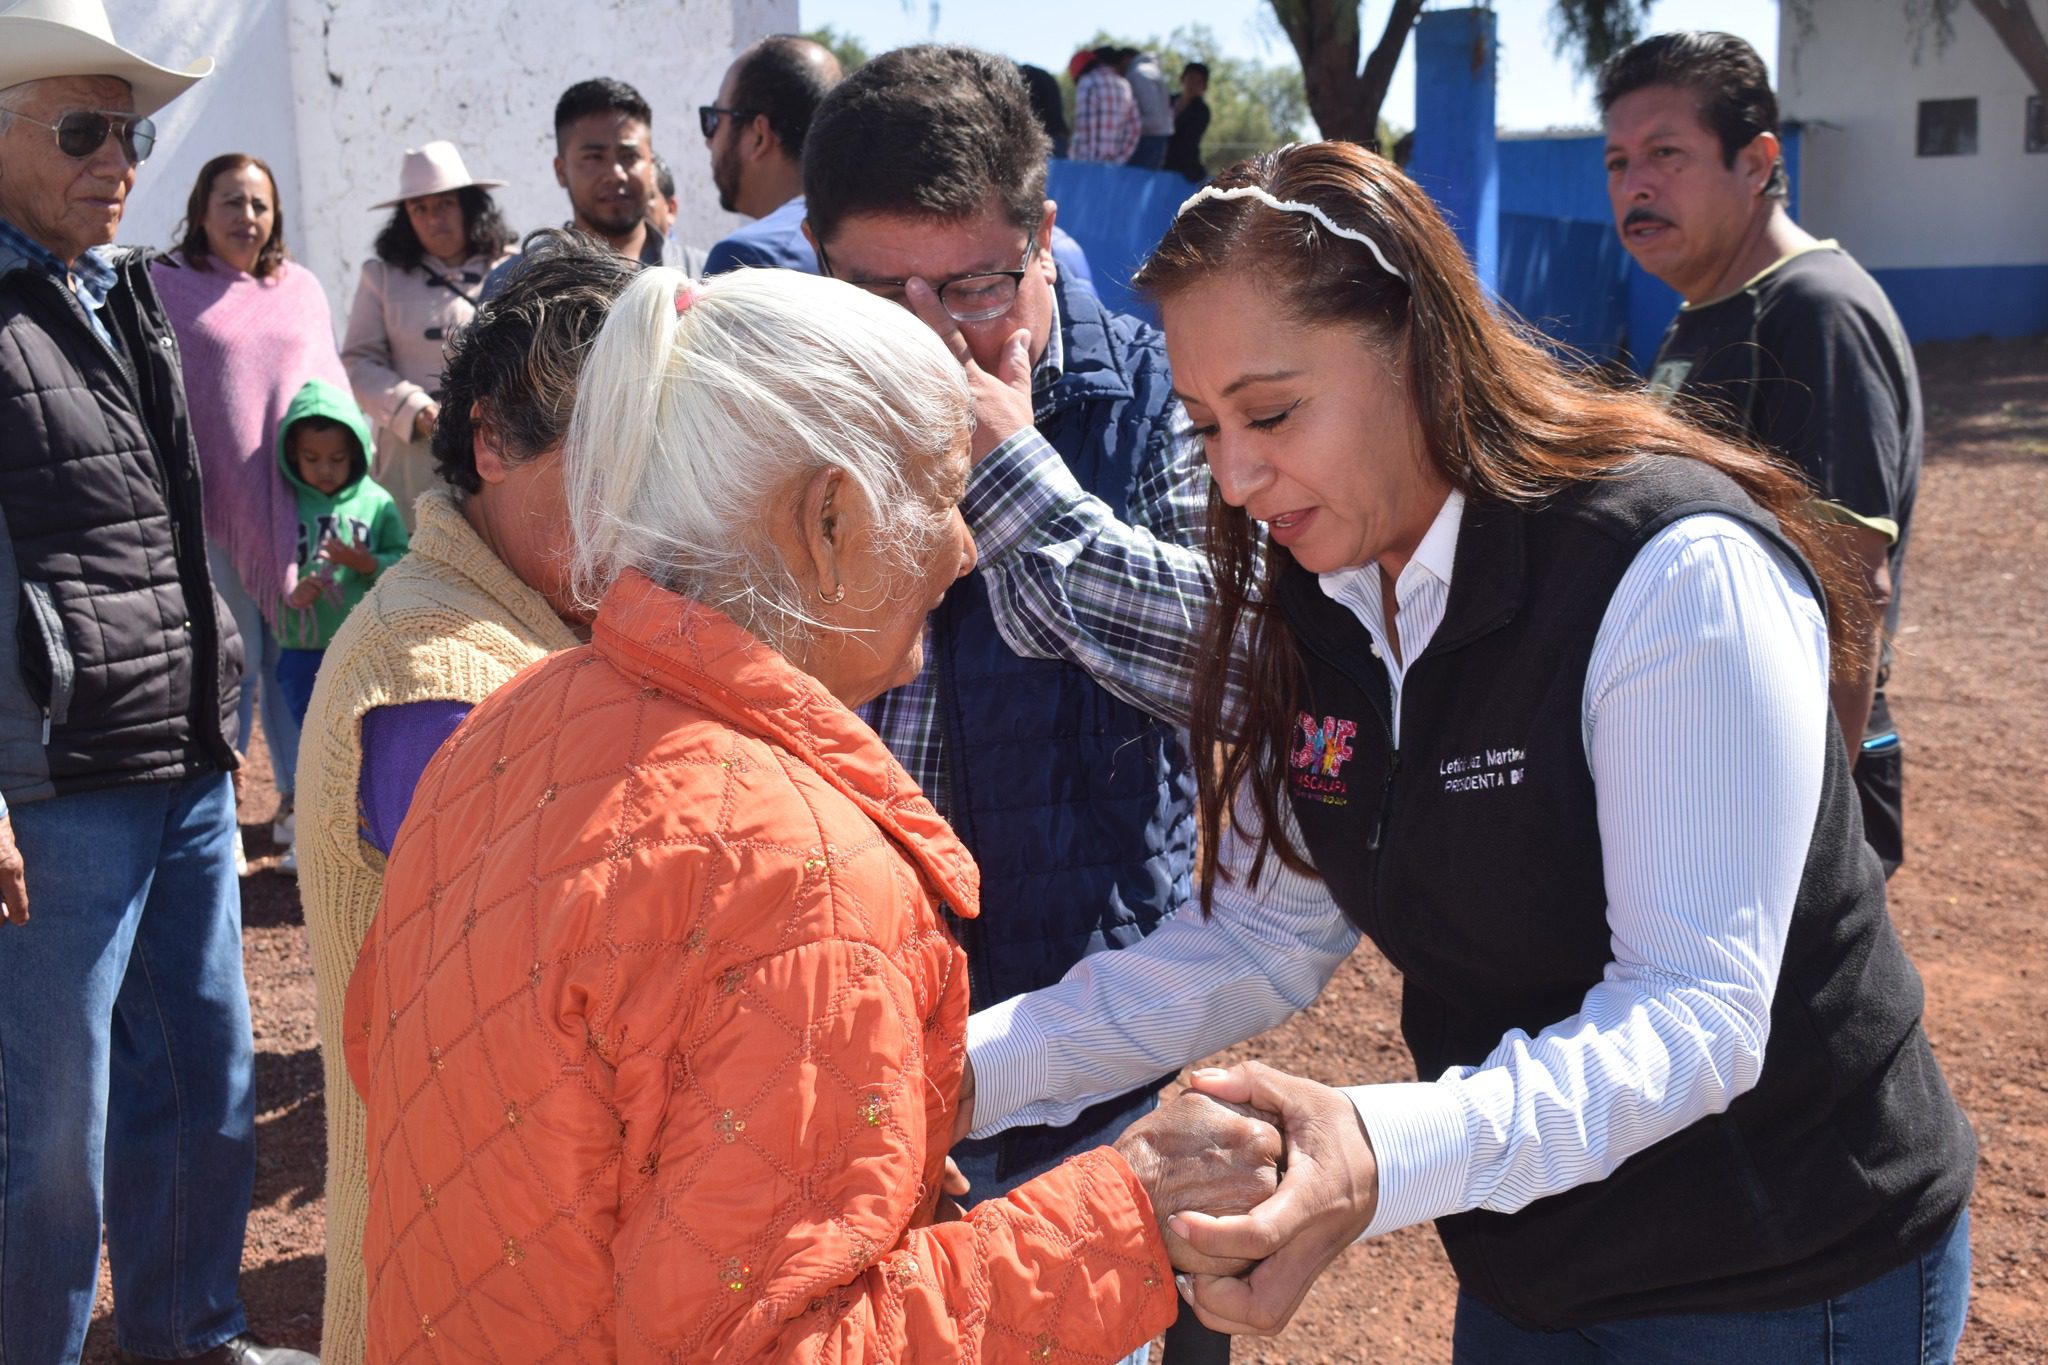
[1164,62,1211,181]
[1602,31,1919,875]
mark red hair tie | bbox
[675,281,703,315]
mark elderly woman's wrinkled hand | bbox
[1168,1062,1381,1336]
[1112,1088,1284,1278]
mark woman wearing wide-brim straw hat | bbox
[340,140,515,532]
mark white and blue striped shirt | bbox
[967,486,1833,1239]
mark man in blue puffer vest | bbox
[804,35,1207,1181]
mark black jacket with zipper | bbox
[0,236,240,804]
[1274,456,1972,1327]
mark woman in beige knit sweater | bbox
[297,234,636,1365]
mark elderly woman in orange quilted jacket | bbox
[344,266,1280,1363]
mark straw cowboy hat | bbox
[0,0,212,117]
[371,141,506,210]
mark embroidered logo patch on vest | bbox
[1290,713,1356,804]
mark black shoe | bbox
[118,1332,318,1365]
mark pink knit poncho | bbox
[152,253,350,628]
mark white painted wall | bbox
[1780,0,2047,269]
[108,0,794,330]
[107,0,302,270]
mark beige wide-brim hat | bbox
[0,0,212,118]
[371,141,507,210]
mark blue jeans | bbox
[1129,134,1170,169]
[273,648,324,731]
[208,541,300,797]
[0,774,256,1361]
[1451,1209,1972,1364]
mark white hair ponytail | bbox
[565,266,972,650]
[568,267,686,606]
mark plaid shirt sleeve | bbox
[1071,72,1109,160]
[964,422,1243,728]
[1072,71,1142,163]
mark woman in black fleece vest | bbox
[1138,142,1975,1361]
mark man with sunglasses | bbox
[0,4,310,1362]
[700,34,841,276]
[804,44,1227,1363]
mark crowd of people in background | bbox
[0,2,1966,1363]
[1022,46,1212,180]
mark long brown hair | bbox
[1133,141,1872,911]
[175,154,288,279]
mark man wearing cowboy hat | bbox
[0,3,312,1361]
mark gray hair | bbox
[0,82,29,132]
[565,266,973,652]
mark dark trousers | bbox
[1164,1301,1231,1361]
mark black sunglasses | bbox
[12,109,157,165]
[698,105,752,139]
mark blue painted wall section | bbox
[1045,160,1190,323]
[1410,7,1500,292]
[1873,264,2048,342]
[1493,134,1630,361]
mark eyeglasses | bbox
[10,108,156,165]
[817,232,1040,325]
[698,105,752,138]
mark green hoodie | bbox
[274,379,409,650]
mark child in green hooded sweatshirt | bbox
[273,379,409,727]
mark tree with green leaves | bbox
[1266,0,1424,144]
[1267,0,1666,143]
[1272,0,2046,146]
[802,26,870,74]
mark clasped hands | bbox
[954,1058,1382,1337]
[1114,1059,1383,1337]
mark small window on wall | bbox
[1917,98,1978,156]
[2028,96,2047,153]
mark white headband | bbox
[1174,184,1407,284]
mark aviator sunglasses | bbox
[10,109,157,165]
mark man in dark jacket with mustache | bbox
[1601,31,1921,877]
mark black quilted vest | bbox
[0,246,239,800]
[1274,457,1973,1327]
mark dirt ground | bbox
[86,335,2047,1362]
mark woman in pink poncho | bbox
[152,153,349,870]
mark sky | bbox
[797,0,1780,134]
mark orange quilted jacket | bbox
[345,571,1176,1363]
